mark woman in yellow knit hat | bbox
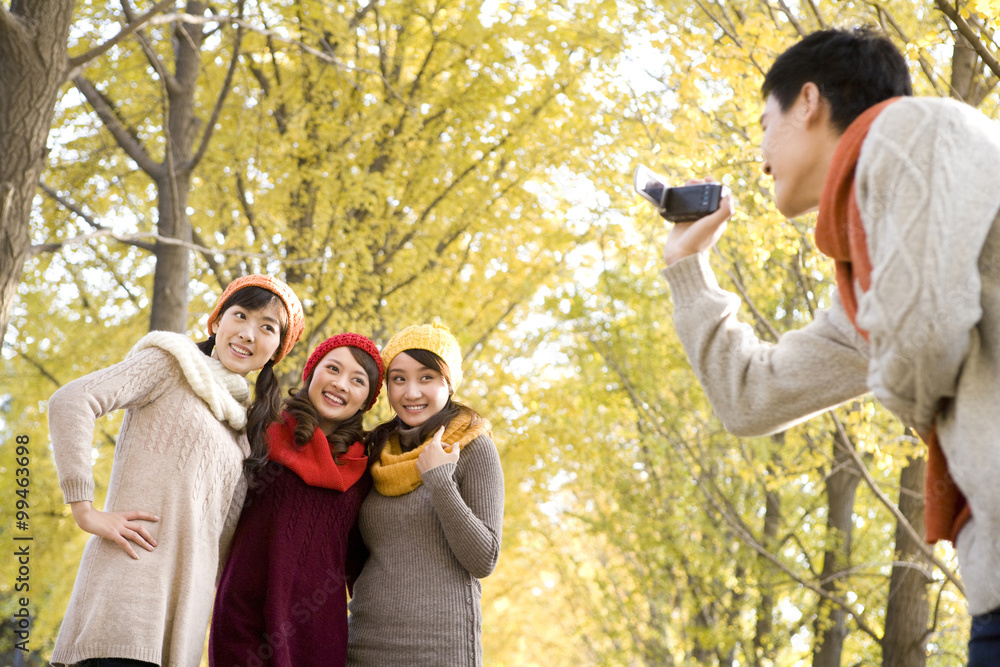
[347,321,504,667]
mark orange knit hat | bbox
[206,275,305,363]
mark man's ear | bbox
[798,82,829,128]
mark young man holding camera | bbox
[660,28,1000,662]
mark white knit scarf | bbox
[127,331,251,430]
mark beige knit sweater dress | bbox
[48,332,251,666]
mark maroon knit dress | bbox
[209,420,370,667]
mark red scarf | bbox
[266,412,367,491]
[815,98,970,545]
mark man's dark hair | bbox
[761,27,912,132]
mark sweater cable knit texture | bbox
[663,97,1000,615]
[210,463,371,667]
[49,332,252,666]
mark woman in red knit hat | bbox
[48,274,304,667]
[209,333,384,667]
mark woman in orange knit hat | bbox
[48,274,303,667]
[347,322,505,666]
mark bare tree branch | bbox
[190,227,228,279]
[827,412,965,595]
[40,181,156,252]
[72,75,162,177]
[40,180,143,234]
[803,0,827,29]
[774,0,808,37]
[44,181,226,286]
[969,12,1000,53]
[137,20,180,93]
[689,0,768,75]
[29,228,342,267]
[933,0,1000,81]
[0,6,30,47]
[17,350,62,387]
[68,0,175,68]
[117,0,180,94]
[719,253,781,342]
[187,2,245,170]
[589,335,883,642]
[866,1,948,97]
[145,12,416,110]
[463,298,523,364]
[376,73,572,271]
[692,0,742,47]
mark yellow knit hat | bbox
[381,321,463,390]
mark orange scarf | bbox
[815,98,970,545]
[266,412,367,491]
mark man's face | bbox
[761,90,831,219]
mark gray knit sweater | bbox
[663,97,1000,615]
[347,434,504,666]
[48,333,251,665]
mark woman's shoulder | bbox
[457,432,502,476]
[50,342,181,401]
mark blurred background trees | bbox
[2,0,998,664]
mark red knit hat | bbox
[302,333,384,410]
[206,274,305,363]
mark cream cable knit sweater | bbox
[49,332,251,666]
[663,97,1000,615]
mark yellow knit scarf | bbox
[370,411,492,496]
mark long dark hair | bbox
[283,346,380,462]
[366,348,482,463]
[197,285,290,477]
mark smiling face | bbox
[386,351,451,429]
[760,84,841,219]
[210,302,285,376]
[307,346,371,434]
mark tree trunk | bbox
[690,602,715,664]
[149,1,206,332]
[950,29,993,107]
[282,1,319,289]
[813,427,861,667]
[0,3,75,339]
[882,455,930,667]
[151,172,193,332]
[754,435,783,666]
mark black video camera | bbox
[633,164,727,223]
